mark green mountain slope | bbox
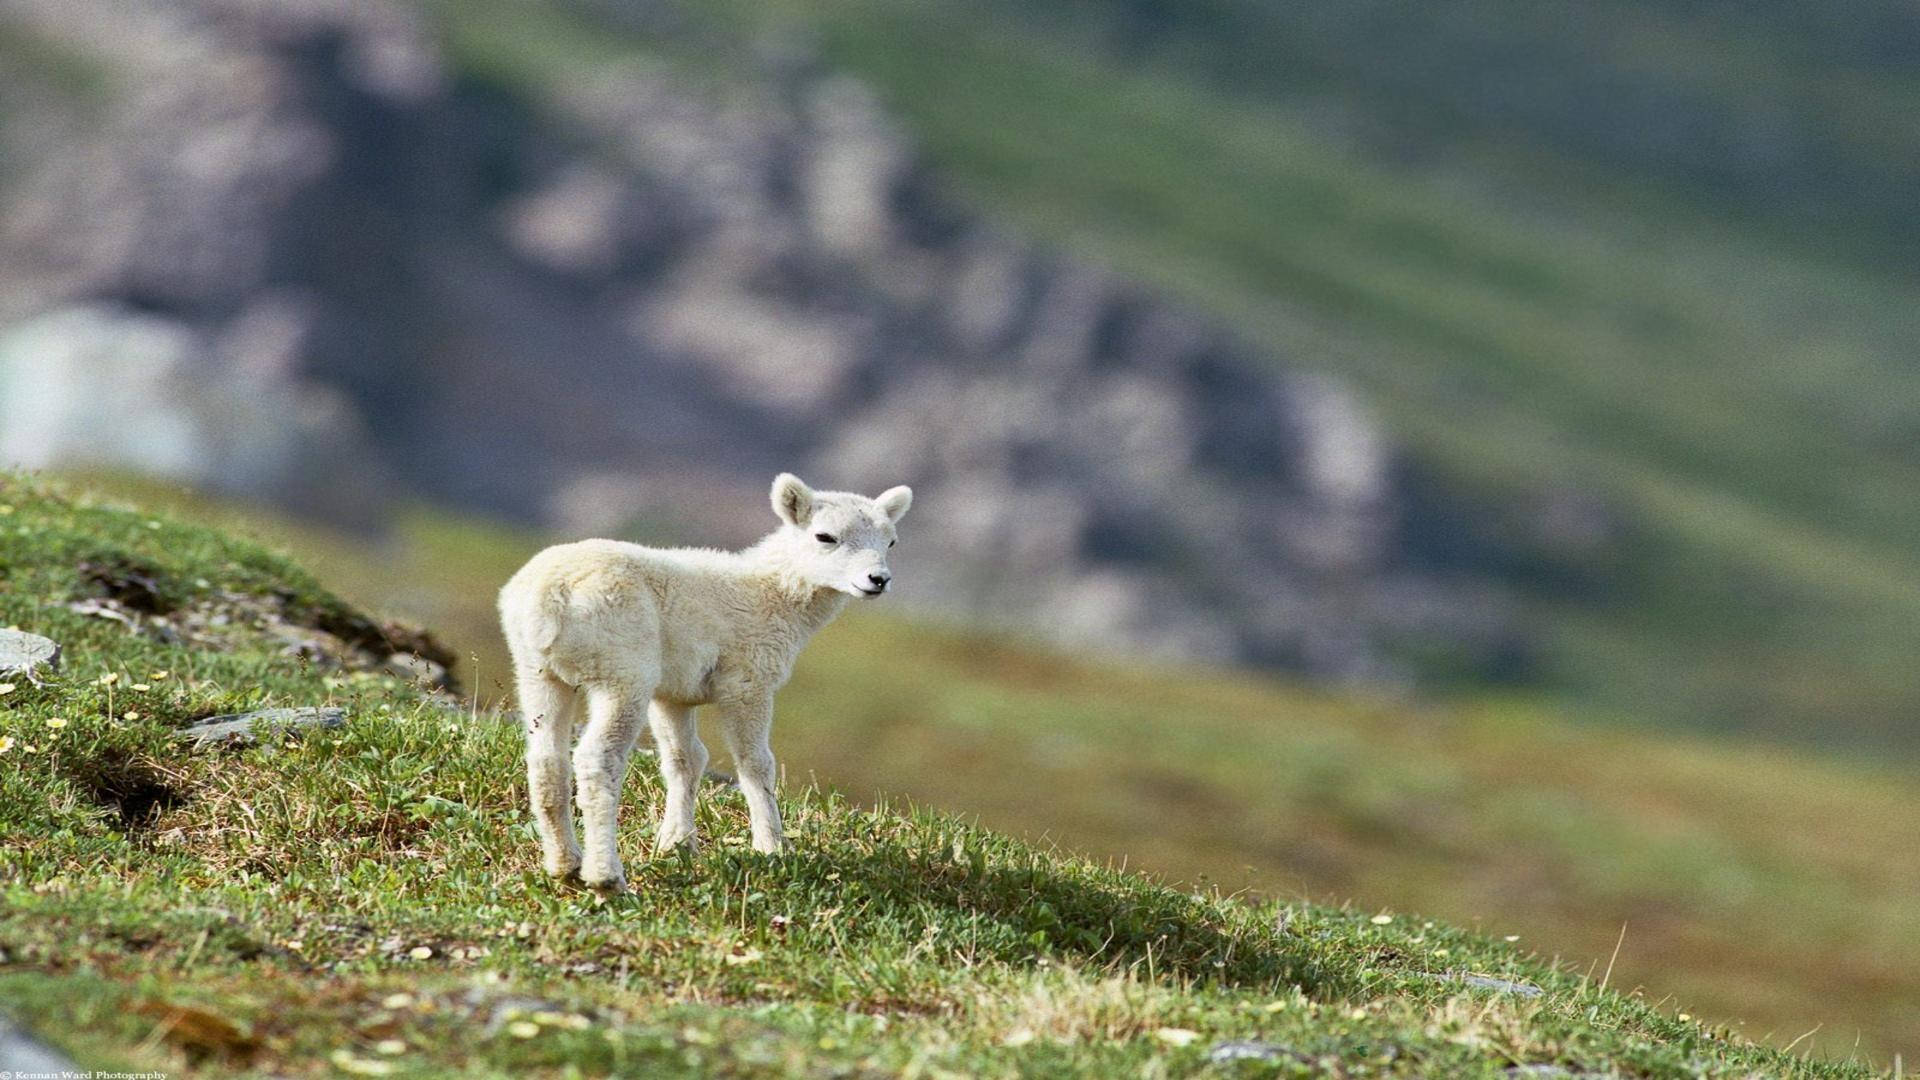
[43,473,1920,1063]
[0,472,1896,1076]
[461,0,1920,750]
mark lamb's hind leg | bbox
[648,700,707,853]
[518,668,581,880]
[575,684,649,890]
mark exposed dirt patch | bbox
[63,750,187,830]
[277,588,460,677]
[76,556,175,614]
[63,571,462,696]
[364,808,433,851]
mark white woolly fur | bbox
[498,473,913,888]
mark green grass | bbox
[9,473,1915,1072]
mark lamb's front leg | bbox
[574,686,647,889]
[717,696,784,854]
[647,701,706,853]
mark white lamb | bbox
[498,473,912,889]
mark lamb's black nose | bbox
[867,572,891,590]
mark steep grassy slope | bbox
[51,473,1920,1063]
[430,0,1920,752]
[2,476,1894,1077]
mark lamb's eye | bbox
[889,540,896,548]
[815,533,838,544]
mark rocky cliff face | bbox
[0,0,1519,682]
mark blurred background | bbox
[1,0,1915,1061]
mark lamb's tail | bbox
[499,565,569,661]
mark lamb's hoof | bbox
[579,866,627,893]
[654,833,701,856]
[543,854,583,882]
[751,838,786,856]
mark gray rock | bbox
[179,706,345,747]
[0,0,1529,690]
[0,628,60,681]
[1208,1040,1306,1064]
[0,304,394,526]
[1457,973,1546,998]
[67,597,140,628]
[385,651,450,689]
[0,1012,77,1072]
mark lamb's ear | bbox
[772,473,815,528]
[875,485,913,523]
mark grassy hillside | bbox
[49,473,1920,1063]
[428,0,1920,752]
[0,472,1898,1077]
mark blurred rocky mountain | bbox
[0,0,1522,682]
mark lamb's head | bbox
[769,473,912,597]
